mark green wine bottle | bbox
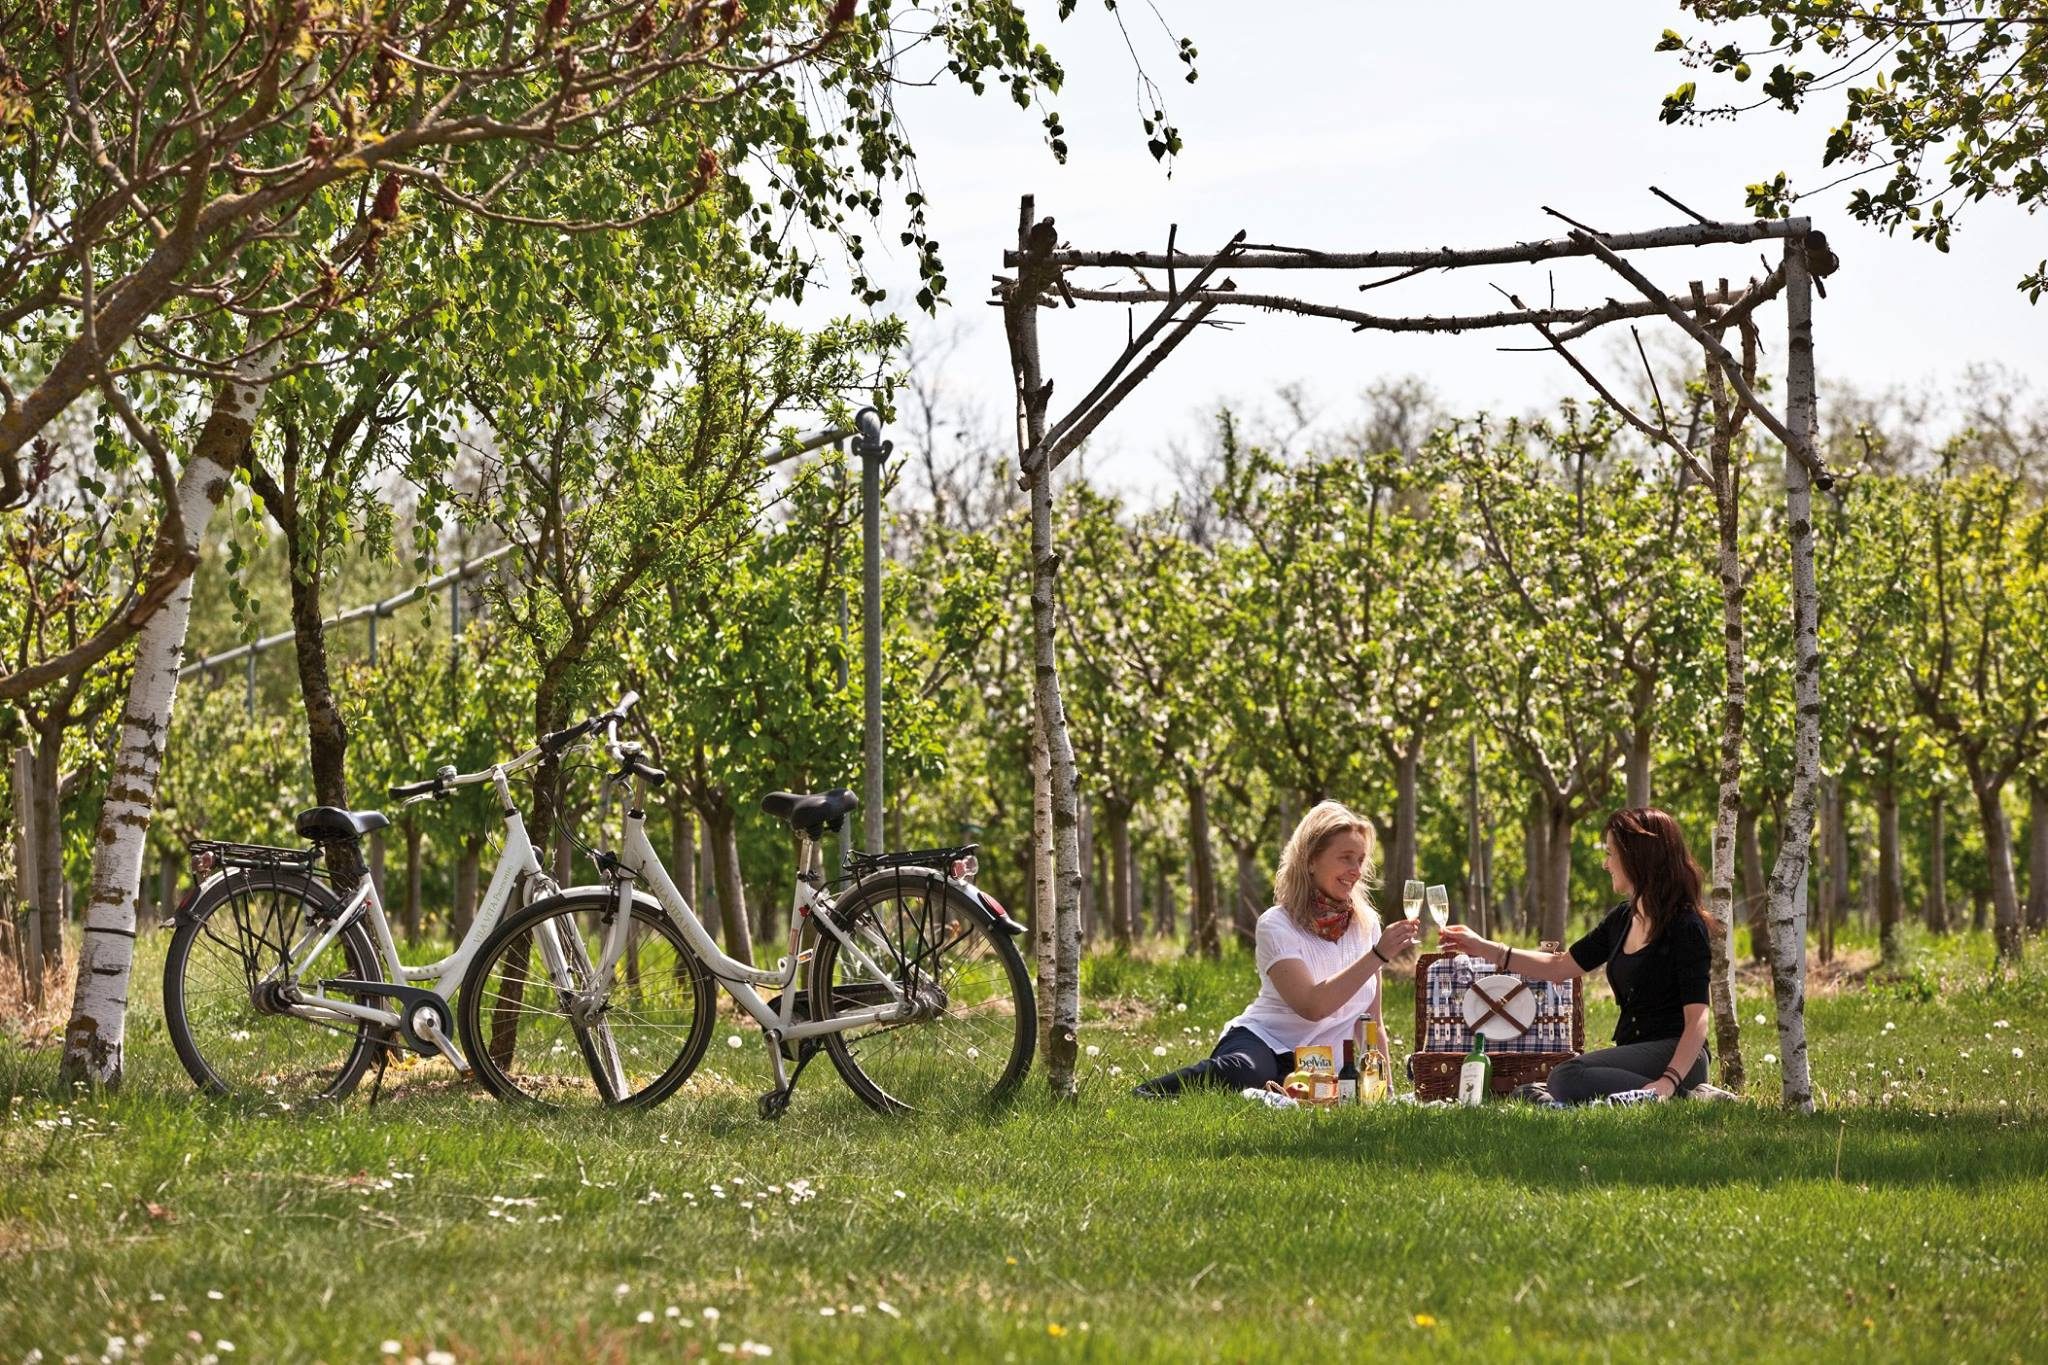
[1457,1034,1491,1107]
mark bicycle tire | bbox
[810,870,1035,1115]
[163,866,384,1103]
[457,888,716,1109]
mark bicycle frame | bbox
[229,758,561,1069]
[584,763,921,1097]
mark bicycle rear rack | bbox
[189,839,321,872]
[844,843,977,877]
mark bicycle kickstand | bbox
[365,1042,394,1109]
[757,1038,823,1121]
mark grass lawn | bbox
[3,924,2045,1363]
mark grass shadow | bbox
[1189,1098,2046,1191]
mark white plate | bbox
[1462,973,1537,1042]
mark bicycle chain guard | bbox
[325,979,454,1056]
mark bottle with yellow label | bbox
[1356,1017,1389,1103]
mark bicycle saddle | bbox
[758,788,858,835]
[294,806,392,842]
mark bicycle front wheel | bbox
[163,868,383,1104]
[458,890,716,1108]
[812,871,1035,1115]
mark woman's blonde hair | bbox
[1274,800,1380,933]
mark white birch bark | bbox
[1029,465,1084,1095]
[1763,240,1822,1113]
[59,340,278,1087]
[1705,354,1748,1091]
[1031,705,1055,1063]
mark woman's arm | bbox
[1437,925,1586,982]
[1268,918,1422,1021]
[1652,1004,1711,1099]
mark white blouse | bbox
[1223,905,1382,1055]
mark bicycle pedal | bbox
[756,1089,792,1121]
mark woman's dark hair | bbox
[1603,807,1709,940]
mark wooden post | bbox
[1764,234,1822,1114]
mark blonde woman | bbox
[1133,801,1421,1098]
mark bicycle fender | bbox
[963,884,1027,937]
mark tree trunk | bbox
[1761,237,1822,1113]
[1925,797,1949,934]
[1541,799,1573,946]
[1387,743,1420,895]
[1186,774,1220,959]
[403,822,423,942]
[1029,488,1085,1097]
[1077,798,1096,946]
[1465,732,1491,938]
[1739,804,1768,961]
[1232,839,1261,947]
[1973,772,2024,964]
[1625,720,1653,809]
[1816,778,1840,966]
[276,494,367,896]
[2028,782,2048,935]
[62,347,273,1087]
[452,835,482,942]
[29,726,64,972]
[1704,414,1748,1089]
[670,806,702,947]
[1105,800,1134,950]
[1524,801,1549,939]
[1875,775,1905,968]
[1030,705,1055,1063]
[702,800,753,968]
[157,851,177,932]
[1153,855,1173,940]
[697,817,718,943]
[369,829,387,908]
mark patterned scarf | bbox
[1309,887,1355,942]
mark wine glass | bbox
[1426,884,1451,937]
[1403,880,1424,926]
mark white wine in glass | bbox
[1403,880,1425,924]
[1426,884,1451,930]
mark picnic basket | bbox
[1406,943,1584,1101]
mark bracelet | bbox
[1501,946,1515,971]
[1369,945,1389,966]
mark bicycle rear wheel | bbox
[811,870,1034,1115]
[163,868,383,1103]
[458,889,716,1108]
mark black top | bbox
[1568,900,1712,1045]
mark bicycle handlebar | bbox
[393,695,646,803]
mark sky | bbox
[804,0,2047,496]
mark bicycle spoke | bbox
[463,900,710,1108]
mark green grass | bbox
[4,925,2046,1363]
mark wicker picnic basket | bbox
[1406,944,1584,1101]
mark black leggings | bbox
[1547,1038,1708,1103]
[1135,1025,1294,1096]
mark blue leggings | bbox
[1134,1025,1294,1096]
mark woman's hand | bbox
[1376,917,1422,960]
[1648,1077,1676,1100]
[1438,924,1496,961]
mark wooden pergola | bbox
[996,193,1837,1111]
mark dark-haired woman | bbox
[1440,807,1712,1104]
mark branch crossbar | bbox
[1005,217,1812,272]
[1053,282,1759,337]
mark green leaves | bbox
[1656,0,2048,297]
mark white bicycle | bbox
[163,725,597,1105]
[457,695,1037,1117]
